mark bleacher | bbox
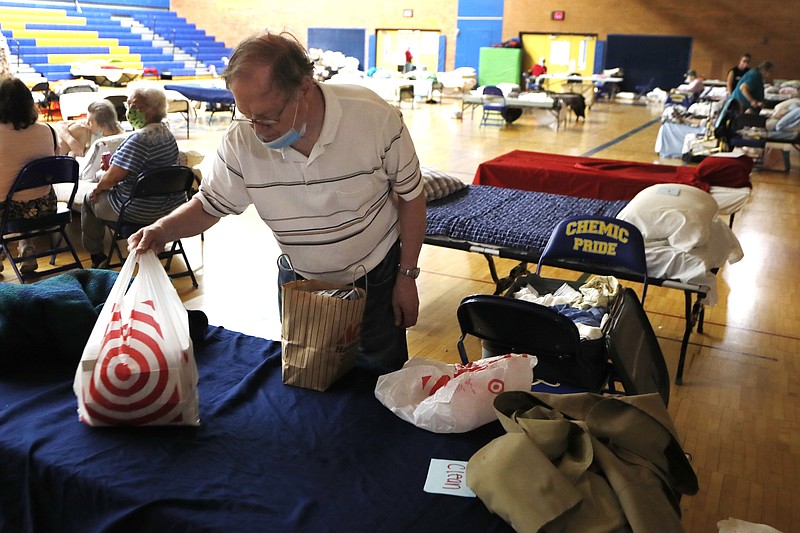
[0,1,231,82]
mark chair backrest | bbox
[104,95,128,122]
[605,287,670,406]
[481,85,506,107]
[30,82,50,93]
[536,215,649,302]
[5,156,79,203]
[115,165,194,226]
[456,294,582,364]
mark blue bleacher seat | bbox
[0,1,231,81]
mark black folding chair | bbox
[456,294,610,392]
[103,165,198,287]
[0,156,83,283]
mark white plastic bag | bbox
[73,250,200,426]
[374,354,537,433]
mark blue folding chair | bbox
[535,215,649,303]
[479,86,507,127]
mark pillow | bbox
[694,155,752,188]
[616,184,719,252]
[421,166,468,202]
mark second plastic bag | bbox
[374,354,537,433]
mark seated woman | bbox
[0,77,59,274]
[54,99,125,157]
[81,85,184,268]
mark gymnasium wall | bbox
[503,0,800,81]
[169,0,459,72]
[170,0,799,79]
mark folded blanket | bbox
[0,269,118,373]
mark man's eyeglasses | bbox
[233,92,295,128]
[232,116,282,127]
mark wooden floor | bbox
[10,90,800,532]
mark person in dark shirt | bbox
[726,53,751,95]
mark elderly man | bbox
[82,85,182,268]
[129,31,426,372]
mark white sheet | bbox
[641,219,743,305]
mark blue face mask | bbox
[259,96,306,150]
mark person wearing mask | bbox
[128,30,426,372]
[726,53,751,95]
[81,85,181,268]
[731,60,774,113]
[0,77,58,274]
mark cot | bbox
[473,150,753,227]
[424,185,741,384]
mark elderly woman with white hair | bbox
[81,85,182,268]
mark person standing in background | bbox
[726,53,751,95]
[403,47,414,73]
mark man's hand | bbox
[392,274,420,328]
[128,223,167,255]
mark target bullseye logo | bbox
[487,379,505,394]
[84,300,182,425]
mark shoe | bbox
[19,245,38,273]
[90,252,108,269]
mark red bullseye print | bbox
[487,379,505,394]
[84,301,183,425]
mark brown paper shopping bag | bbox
[280,278,367,391]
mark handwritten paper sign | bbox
[423,458,476,498]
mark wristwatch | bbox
[397,265,421,279]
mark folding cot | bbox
[424,184,742,384]
[472,151,753,228]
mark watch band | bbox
[397,266,421,279]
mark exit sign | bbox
[551,10,565,21]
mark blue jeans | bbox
[277,241,408,373]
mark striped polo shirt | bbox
[108,122,183,223]
[197,82,423,284]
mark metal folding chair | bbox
[103,165,198,287]
[0,156,83,283]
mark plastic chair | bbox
[103,165,198,287]
[30,82,56,120]
[0,156,83,283]
[456,289,670,404]
[536,215,649,303]
[480,86,506,127]
[456,294,610,392]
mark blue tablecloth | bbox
[164,82,235,105]
[0,326,512,533]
